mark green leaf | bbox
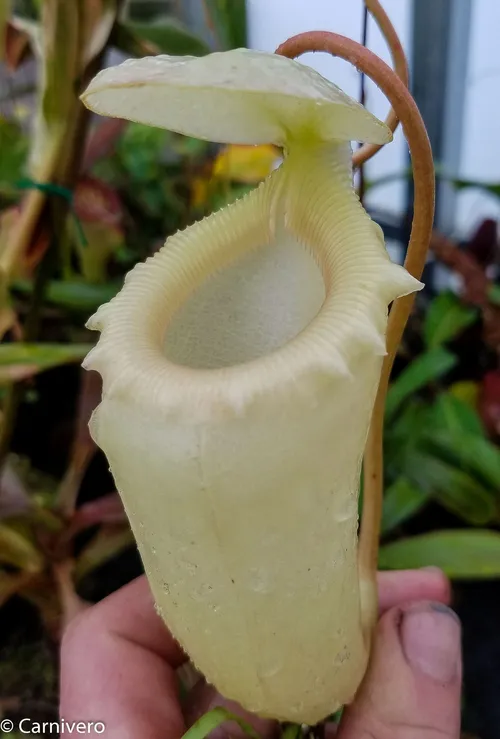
[130,20,209,55]
[0,1,12,63]
[488,284,500,306]
[329,707,344,723]
[423,393,500,495]
[0,117,29,190]
[113,19,209,57]
[365,169,500,201]
[404,451,496,525]
[379,530,500,578]
[117,122,170,182]
[38,1,79,126]
[431,391,485,437]
[423,291,478,348]
[423,431,500,496]
[450,177,500,200]
[0,570,31,607]
[386,399,431,443]
[386,347,457,421]
[204,0,247,49]
[281,724,302,739]
[125,0,174,22]
[74,525,135,581]
[209,183,255,211]
[12,278,122,311]
[0,342,93,382]
[449,379,479,407]
[182,707,259,739]
[76,223,124,284]
[172,135,210,159]
[384,400,432,481]
[381,478,430,535]
[0,522,43,571]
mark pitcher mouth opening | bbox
[162,220,326,371]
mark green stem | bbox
[0,236,57,470]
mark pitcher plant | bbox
[79,1,434,725]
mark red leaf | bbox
[56,370,102,516]
[83,118,127,171]
[1,206,52,276]
[479,370,500,437]
[4,22,32,71]
[67,493,126,539]
[24,215,52,272]
[466,219,498,269]
[74,175,124,227]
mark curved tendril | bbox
[353,0,409,168]
[275,31,435,642]
[275,0,409,171]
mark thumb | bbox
[338,602,462,739]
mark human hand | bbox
[60,570,461,738]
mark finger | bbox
[60,569,451,739]
[338,601,462,739]
[377,568,451,613]
[60,576,186,739]
[60,576,277,739]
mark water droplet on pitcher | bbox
[334,647,349,666]
[334,510,352,523]
[249,568,271,594]
[253,581,269,593]
[261,664,280,679]
[318,580,327,594]
[191,583,214,601]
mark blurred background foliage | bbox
[0,0,499,734]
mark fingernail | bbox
[400,603,461,683]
